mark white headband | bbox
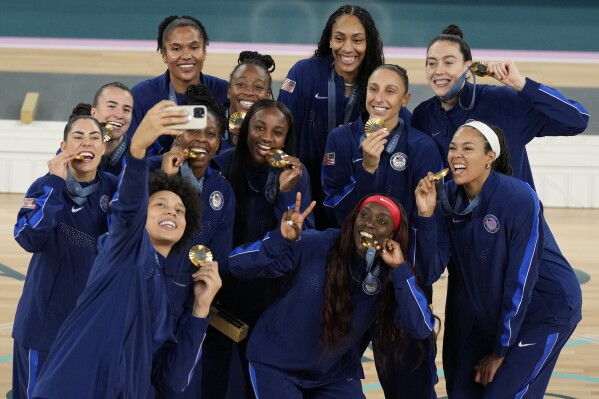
[460,120,501,159]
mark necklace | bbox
[344,82,355,87]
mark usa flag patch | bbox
[22,198,37,209]
[323,152,335,166]
[280,78,296,94]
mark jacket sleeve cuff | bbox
[390,262,414,282]
[412,213,437,232]
[518,77,540,100]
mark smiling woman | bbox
[126,15,229,157]
[11,112,118,399]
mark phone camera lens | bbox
[194,107,205,118]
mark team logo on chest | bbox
[209,191,224,210]
[483,214,500,233]
[100,195,110,213]
[265,184,278,203]
[390,152,408,171]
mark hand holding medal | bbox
[271,150,304,193]
[361,117,390,174]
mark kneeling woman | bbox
[414,121,582,398]
[229,194,435,398]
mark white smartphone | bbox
[165,105,207,130]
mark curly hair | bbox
[427,24,472,63]
[314,5,384,91]
[185,84,227,137]
[320,195,433,367]
[157,15,209,52]
[148,170,203,253]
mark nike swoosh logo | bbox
[518,341,536,347]
[432,131,441,137]
[71,206,84,213]
[452,218,465,223]
[315,93,327,99]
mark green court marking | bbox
[0,264,26,281]
[564,337,598,348]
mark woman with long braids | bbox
[228,193,434,398]
[414,121,582,398]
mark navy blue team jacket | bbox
[412,79,589,191]
[412,172,582,357]
[33,154,209,399]
[228,228,435,381]
[13,171,117,351]
[128,70,228,155]
[322,112,443,226]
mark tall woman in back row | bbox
[128,15,228,155]
[278,4,385,229]
[414,121,582,398]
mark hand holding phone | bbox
[165,105,207,130]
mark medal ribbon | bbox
[65,167,100,206]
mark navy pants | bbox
[444,323,576,398]
[12,341,49,399]
[249,362,366,399]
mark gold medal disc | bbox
[430,168,450,182]
[364,118,387,136]
[266,149,289,168]
[359,231,376,248]
[228,112,246,132]
[470,61,492,77]
[189,245,213,267]
[102,122,114,143]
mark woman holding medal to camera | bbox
[220,50,276,152]
[32,101,222,399]
[413,121,582,398]
[148,85,235,398]
[128,15,228,156]
[228,193,435,398]
[322,64,443,398]
[210,99,313,398]
[277,4,389,230]
[12,110,118,399]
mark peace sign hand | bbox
[280,192,316,242]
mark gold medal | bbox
[359,231,376,248]
[266,149,289,168]
[228,112,246,132]
[188,245,213,267]
[74,154,85,160]
[429,168,450,181]
[364,118,386,136]
[101,122,113,143]
[470,61,492,77]
[184,148,199,159]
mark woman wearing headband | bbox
[322,64,442,397]
[414,121,582,398]
[228,193,435,398]
[128,15,229,156]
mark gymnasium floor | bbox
[1,38,599,398]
